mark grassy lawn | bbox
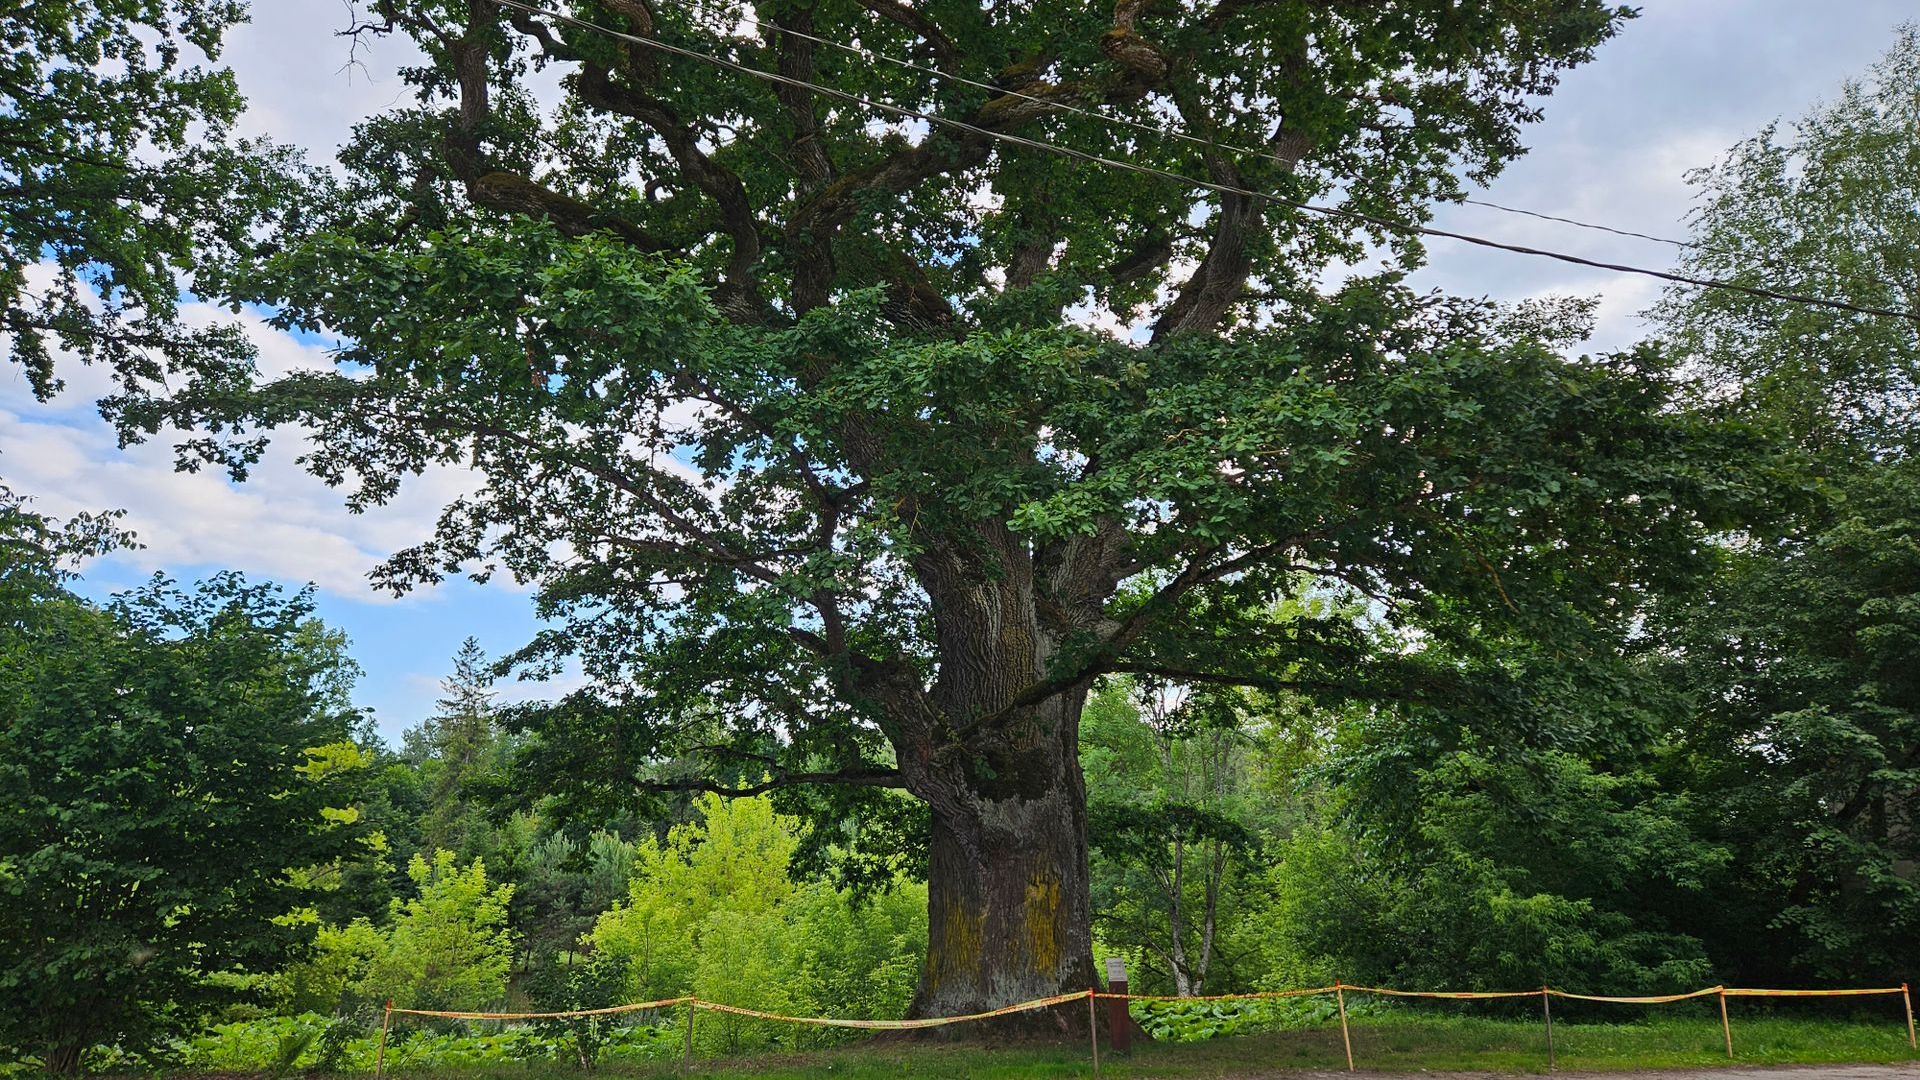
[346,1014,1920,1079]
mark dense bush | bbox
[279,851,516,1014]
[0,521,366,1071]
[590,794,926,1053]
[171,1012,684,1072]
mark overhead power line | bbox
[1456,198,1690,248]
[491,0,1920,325]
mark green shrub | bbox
[590,795,926,1055]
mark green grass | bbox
[336,1014,1919,1079]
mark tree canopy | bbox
[1,0,296,409]
[11,0,1771,1020]
[1652,24,1920,459]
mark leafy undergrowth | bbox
[124,1012,1919,1078]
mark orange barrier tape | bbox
[1096,986,1335,1003]
[1343,985,1539,1000]
[389,995,692,1020]
[1724,987,1907,997]
[1549,986,1725,1004]
[696,990,1091,1029]
[377,983,1913,1026]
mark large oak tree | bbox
[74,0,1753,1021]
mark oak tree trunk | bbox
[875,503,1137,1031]
[895,557,1104,1026]
[910,746,1098,1023]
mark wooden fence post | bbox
[683,997,695,1069]
[1718,989,1733,1059]
[1903,983,1916,1051]
[1087,989,1100,1077]
[1542,988,1555,1071]
[375,1000,392,1079]
[1335,983,1354,1073]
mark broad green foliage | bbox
[90,0,1696,926]
[1082,678,1281,996]
[1637,28,1920,987]
[1260,761,1720,994]
[591,795,925,1051]
[1652,458,1920,982]
[0,520,364,1070]
[0,484,131,605]
[280,919,387,1015]
[524,952,635,1069]
[20,0,1914,1039]
[33,0,1746,1014]
[591,795,801,998]
[173,1011,684,1073]
[290,851,518,1013]
[1652,25,1920,457]
[0,0,298,405]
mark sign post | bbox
[1103,957,1133,1054]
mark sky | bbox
[2,1,1911,746]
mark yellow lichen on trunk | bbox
[926,894,986,995]
[1024,873,1063,976]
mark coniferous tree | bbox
[408,638,507,860]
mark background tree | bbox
[1651,459,1920,984]
[1083,678,1271,996]
[88,0,1766,1020]
[1643,28,1920,986]
[588,794,925,1052]
[1651,23,1920,458]
[0,506,366,1072]
[365,851,519,1012]
[1275,708,1725,993]
[405,637,512,860]
[0,0,296,408]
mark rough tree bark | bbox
[885,532,1114,1023]
[911,736,1096,1021]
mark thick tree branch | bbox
[575,59,772,320]
[1104,662,1438,704]
[854,0,959,67]
[636,766,904,797]
[782,78,1092,315]
[434,4,668,250]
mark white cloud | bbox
[1,287,480,602]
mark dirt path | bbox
[1554,1070,1919,1080]
[1244,1060,1920,1068]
